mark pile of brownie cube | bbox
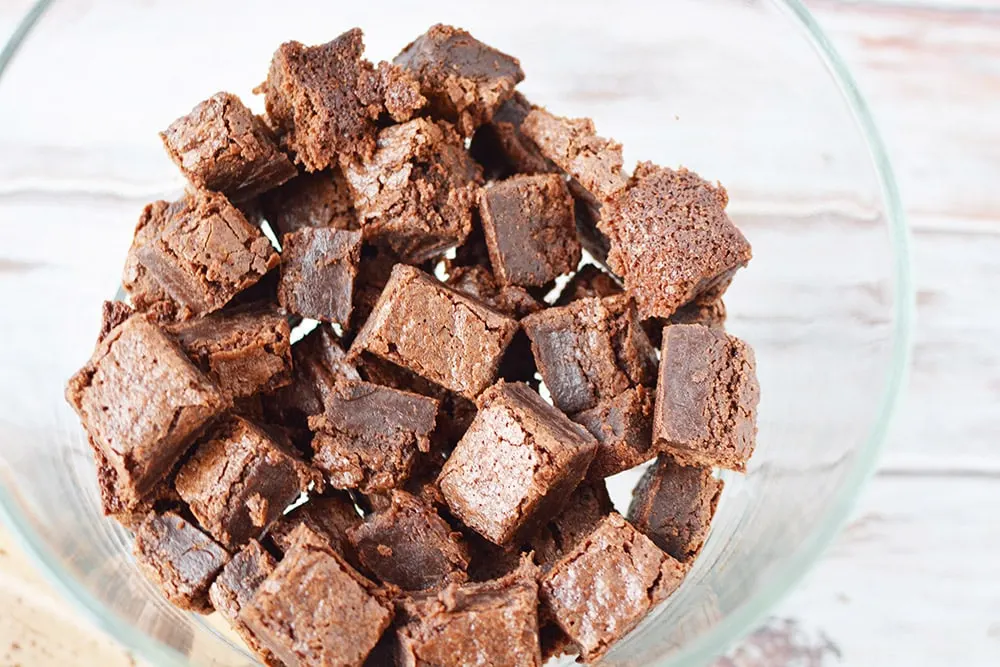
[65,24,759,667]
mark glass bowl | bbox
[0,0,911,665]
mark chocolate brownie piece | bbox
[347,244,404,339]
[540,513,687,662]
[348,490,469,591]
[528,481,613,572]
[341,118,481,263]
[133,511,231,613]
[278,227,363,324]
[375,61,428,123]
[97,300,135,343]
[308,379,438,493]
[470,92,555,180]
[241,524,393,667]
[160,92,296,201]
[573,386,655,480]
[122,190,280,321]
[555,264,622,307]
[260,169,359,239]
[175,416,321,548]
[268,493,363,563]
[445,264,542,320]
[394,24,524,137]
[521,295,657,414]
[350,264,519,399]
[654,325,760,471]
[91,443,182,529]
[209,540,281,666]
[628,456,723,564]
[396,559,541,667]
[479,174,580,288]
[167,305,292,400]
[600,163,752,319]
[669,293,727,330]
[66,315,226,502]
[439,381,597,545]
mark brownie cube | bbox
[573,386,656,479]
[445,265,542,320]
[350,264,519,399]
[267,493,362,562]
[348,490,469,591]
[122,190,280,321]
[160,92,296,201]
[278,227,363,324]
[521,295,657,414]
[242,524,393,667]
[655,325,760,471]
[439,381,597,545]
[133,511,231,613]
[555,264,622,307]
[540,513,687,662]
[175,416,321,548]
[600,163,752,319]
[470,92,556,180]
[308,379,438,493]
[260,169,359,238]
[528,481,613,572]
[167,305,292,400]
[628,456,723,564]
[66,315,226,502]
[91,443,182,529]
[394,24,524,137]
[209,540,281,666]
[480,174,581,288]
[396,559,541,667]
[341,118,482,263]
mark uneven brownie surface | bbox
[209,540,281,666]
[261,169,359,238]
[278,227,363,324]
[573,385,656,480]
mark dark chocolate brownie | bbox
[521,295,657,414]
[396,558,541,666]
[91,442,182,529]
[122,190,280,321]
[260,169,359,239]
[444,264,542,320]
[600,163,752,319]
[628,456,723,564]
[96,300,135,343]
[654,325,759,471]
[278,227,363,324]
[133,511,231,613]
[308,379,438,493]
[241,524,393,667]
[66,315,226,503]
[554,264,622,307]
[469,92,556,180]
[438,381,597,545]
[540,513,686,662]
[479,174,581,288]
[350,264,519,399]
[267,493,363,564]
[346,244,404,340]
[175,416,321,548]
[348,490,469,591]
[209,540,281,666]
[669,293,727,330]
[394,24,524,137]
[341,118,482,263]
[573,385,656,480]
[160,91,296,201]
[528,481,613,572]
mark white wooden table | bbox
[0,1,998,666]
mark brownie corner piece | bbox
[394,24,524,136]
[654,324,760,471]
[160,91,296,201]
[278,227,363,324]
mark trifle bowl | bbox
[0,0,910,665]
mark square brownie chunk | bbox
[160,92,296,202]
[394,24,524,137]
[341,118,482,263]
[242,524,393,667]
[348,490,469,591]
[528,481,613,572]
[260,169,359,239]
[521,295,657,414]
[396,559,541,667]
[133,511,231,613]
[209,540,281,666]
[267,493,362,562]
[555,264,622,307]
[439,381,597,545]
[480,174,581,288]
[655,325,760,471]
[278,227,363,324]
[540,513,687,662]
[66,315,226,502]
[470,92,556,180]
[573,386,656,480]
[350,265,519,399]
[308,379,438,493]
[175,416,321,548]
[167,305,292,400]
[628,456,723,564]
[600,163,752,319]
[122,190,280,321]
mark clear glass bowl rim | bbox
[0,0,914,665]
